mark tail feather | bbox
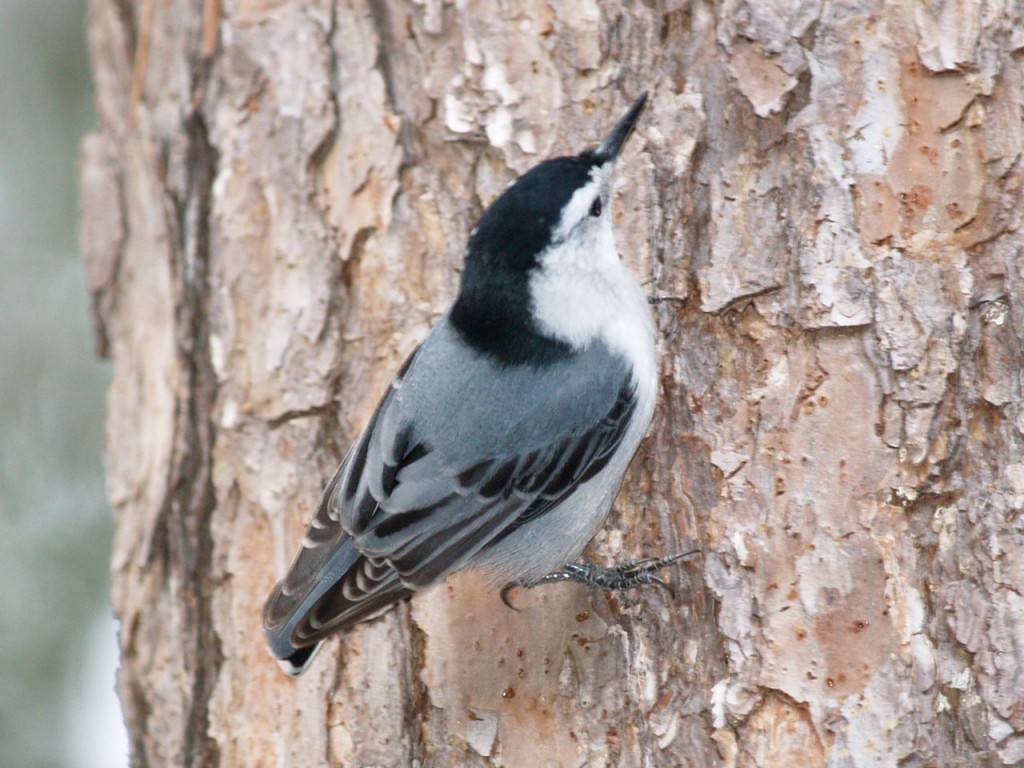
[295,564,413,645]
[263,532,415,674]
[262,536,362,666]
[276,642,323,676]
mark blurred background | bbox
[0,0,128,766]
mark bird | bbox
[263,91,687,675]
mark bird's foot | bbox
[501,550,699,610]
[647,294,687,306]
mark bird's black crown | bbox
[451,153,604,366]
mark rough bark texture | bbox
[81,1,1024,766]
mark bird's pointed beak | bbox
[592,91,649,163]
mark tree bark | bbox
[81,1,1024,766]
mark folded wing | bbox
[263,317,637,657]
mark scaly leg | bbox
[501,550,699,610]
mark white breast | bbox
[529,218,657,403]
[492,221,658,582]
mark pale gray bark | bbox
[82,1,1024,766]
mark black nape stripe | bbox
[450,292,572,366]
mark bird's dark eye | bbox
[589,197,603,217]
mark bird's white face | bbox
[551,163,614,244]
[529,161,648,354]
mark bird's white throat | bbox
[529,214,655,382]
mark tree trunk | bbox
[81,1,1024,765]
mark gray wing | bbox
[264,317,637,650]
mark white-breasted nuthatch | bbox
[264,92,688,675]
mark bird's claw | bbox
[499,549,700,609]
[500,582,522,611]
